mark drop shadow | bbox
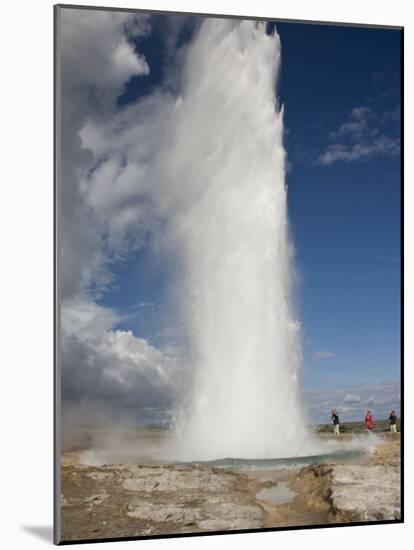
[21,525,53,543]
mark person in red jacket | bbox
[365,410,374,431]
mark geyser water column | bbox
[166,19,316,460]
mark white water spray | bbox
[163,19,319,460]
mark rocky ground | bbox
[60,462,263,540]
[59,433,401,542]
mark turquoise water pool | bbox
[174,448,366,470]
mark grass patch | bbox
[314,419,401,434]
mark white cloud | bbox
[59,9,184,420]
[312,350,335,360]
[61,297,119,338]
[329,106,373,141]
[343,393,361,405]
[61,9,150,92]
[351,106,372,121]
[303,381,400,423]
[319,135,400,165]
[60,9,153,300]
[318,105,400,165]
[76,89,176,260]
[61,296,184,417]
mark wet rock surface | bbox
[61,463,263,541]
[329,436,401,522]
[330,464,400,521]
[288,437,401,524]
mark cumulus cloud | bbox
[59,9,154,299]
[61,297,183,413]
[329,106,374,141]
[343,393,361,405]
[312,350,335,360]
[318,104,400,165]
[303,381,400,424]
[61,9,150,92]
[59,9,186,425]
[318,136,400,165]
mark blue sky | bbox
[61,10,401,424]
[277,22,401,394]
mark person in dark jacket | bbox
[331,409,340,436]
[389,410,397,433]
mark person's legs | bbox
[391,424,397,433]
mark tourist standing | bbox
[331,409,340,436]
[389,410,397,433]
[364,410,374,431]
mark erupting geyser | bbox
[166,19,318,460]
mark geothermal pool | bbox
[179,448,367,471]
[77,449,367,469]
[73,427,378,469]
